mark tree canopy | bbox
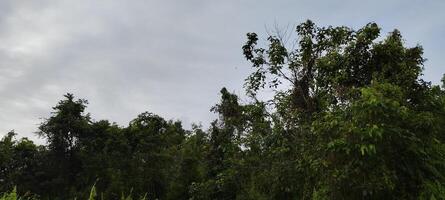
[1,20,445,200]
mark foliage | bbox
[1,20,444,199]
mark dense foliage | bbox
[1,21,445,199]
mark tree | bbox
[190,88,245,200]
[242,20,445,199]
[0,132,45,198]
[121,112,186,199]
[37,93,91,199]
[167,125,208,200]
[0,132,17,192]
[38,93,90,155]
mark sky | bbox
[0,0,444,143]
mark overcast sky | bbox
[1,0,444,143]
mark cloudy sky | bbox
[1,0,444,143]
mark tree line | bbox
[1,20,445,199]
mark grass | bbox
[0,186,148,200]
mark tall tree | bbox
[37,93,91,199]
[242,20,445,199]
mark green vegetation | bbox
[1,20,445,199]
